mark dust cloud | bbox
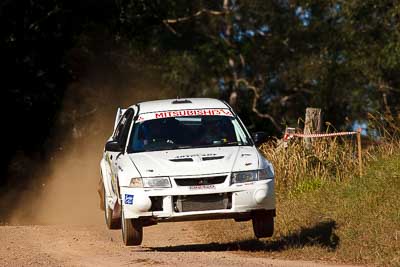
[8,80,173,225]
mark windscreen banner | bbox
[137,109,233,122]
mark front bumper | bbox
[120,177,275,221]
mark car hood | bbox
[128,146,260,177]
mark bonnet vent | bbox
[202,156,224,161]
[169,158,194,162]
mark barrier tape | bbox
[282,128,363,177]
[283,130,359,141]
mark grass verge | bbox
[193,152,400,266]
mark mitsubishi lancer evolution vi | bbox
[99,98,275,246]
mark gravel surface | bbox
[0,222,360,267]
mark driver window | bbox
[113,109,133,142]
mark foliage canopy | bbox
[1,0,400,181]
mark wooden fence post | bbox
[304,108,322,147]
[357,128,362,177]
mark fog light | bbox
[254,188,268,204]
[132,194,152,212]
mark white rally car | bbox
[99,98,275,246]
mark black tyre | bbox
[252,211,274,238]
[103,185,121,229]
[121,210,143,246]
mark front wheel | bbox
[252,211,274,238]
[121,210,143,246]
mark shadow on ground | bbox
[149,220,339,252]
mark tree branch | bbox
[163,9,226,24]
[237,78,281,131]
[162,20,179,35]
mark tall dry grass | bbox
[260,114,400,195]
[260,137,360,194]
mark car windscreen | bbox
[127,115,251,153]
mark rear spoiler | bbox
[114,108,127,130]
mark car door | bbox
[108,109,134,199]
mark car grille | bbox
[174,175,227,186]
[173,193,232,212]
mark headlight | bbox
[129,177,143,188]
[231,167,274,184]
[143,177,171,188]
[129,177,171,188]
[258,165,274,180]
[231,170,258,184]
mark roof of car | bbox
[132,98,230,114]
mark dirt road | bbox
[0,220,357,267]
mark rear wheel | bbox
[103,185,121,229]
[121,209,143,246]
[252,211,274,238]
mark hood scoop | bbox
[169,155,225,162]
[202,156,224,161]
[169,158,194,162]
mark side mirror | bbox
[105,140,122,152]
[252,132,268,146]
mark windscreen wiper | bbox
[220,141,241,146]
[173,145,193,149]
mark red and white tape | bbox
[283,130,360,141]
